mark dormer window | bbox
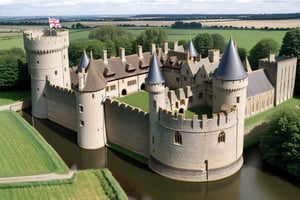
[126,63,136,72]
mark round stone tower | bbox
[74,52,107,149]
[213,38,248,158]
[23,29,70,118]
[145,52,165,157]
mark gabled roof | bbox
[76,50,89,73]
[80,59,107,92]
[187,40,198,58]
[214,39,248,81]
[145,52,165,84]
[247,69,274,97]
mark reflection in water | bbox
[20,109,300,200]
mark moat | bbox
[20,109,300,200]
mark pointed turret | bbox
[187,40,198,58]
[145,52,165,85]
[214,38,247,80]
[76,50,90,73]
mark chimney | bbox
[151,43,156,54]
[119,47,126,62]
[186,50,190,61]
[102,50,108,64]
[268,53,275,62]
[173,41,178,51]
[164,41,168,54]
[136,45,143,59]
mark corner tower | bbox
[74,52,107,149]
[213,38,248,158]
[145,52,165,158]
[23,29,70,118]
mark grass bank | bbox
[0,90,31,106]
[0,111,69,177]
[117,91,149,112]
[0,169,128,200]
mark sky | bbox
[0,0,299,16]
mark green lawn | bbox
[117,91,149,112]
[245,97,300,127]
[0,169,127,200]
[0,26,286,53]
[0,111,69,177]
[0,90,31,106]
[185,106,212,119]
[162,28,286,52]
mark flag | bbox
[48,17,62,29]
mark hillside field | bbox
[0,25,287,52]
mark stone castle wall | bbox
[104,98,150,157]
[46,82,77,131]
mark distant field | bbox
[68,27,286,52]
[0,23,289,52]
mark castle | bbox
[23,29,297,182]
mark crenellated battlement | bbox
[159,106,237,132]
[23,30,69,54]
[106,98,149,117]
[47,80,74,94]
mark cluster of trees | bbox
[69,26,167,66]
[0,48,30,90]
[259,108,300,180]
[171,21,202,29]
[247,28,300,96]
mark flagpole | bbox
[48,17,52,36]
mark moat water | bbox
[20,109,300,200]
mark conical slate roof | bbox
[145,52,165,84]
[76,50,90,73]
[82,59,107,92]
[214,38,248,81]
[188,40,198,58]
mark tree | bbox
[279,28,300,96]
[238,47,248,63]
[114,36,133,55]
[259,108,300,179]
[0,48,29,90]
[211,33,226,53]
[248,38,279,70]
[69,39,105,67]
[135,27,167,52]
[89,25,132,42]
[193,33,213,57]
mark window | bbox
[80,120,84,126]
[180,99,185,105]
[106,87,109,92]
[209,94,212,100]
[153,100,156,108]
[127,80,137,86]
[184,77,187,81]
[236,96,240,103]
[79,105,84,113]
[152,136,154,144]
[92,94,95,99]
[199,92,203,99]
[218,131,225,143]
[36,61,39,64]
[176,77,180,82]
[189,96,193,103]
[174,131,182,145]
[54,70,58,75]
[110,85,116,91]
[186,70,189,75]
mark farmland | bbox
[0,23,289,52]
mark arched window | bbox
[174,131,182,145]
[140,83,145,90]
[178,108,184,114]
[218,131,225,143]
